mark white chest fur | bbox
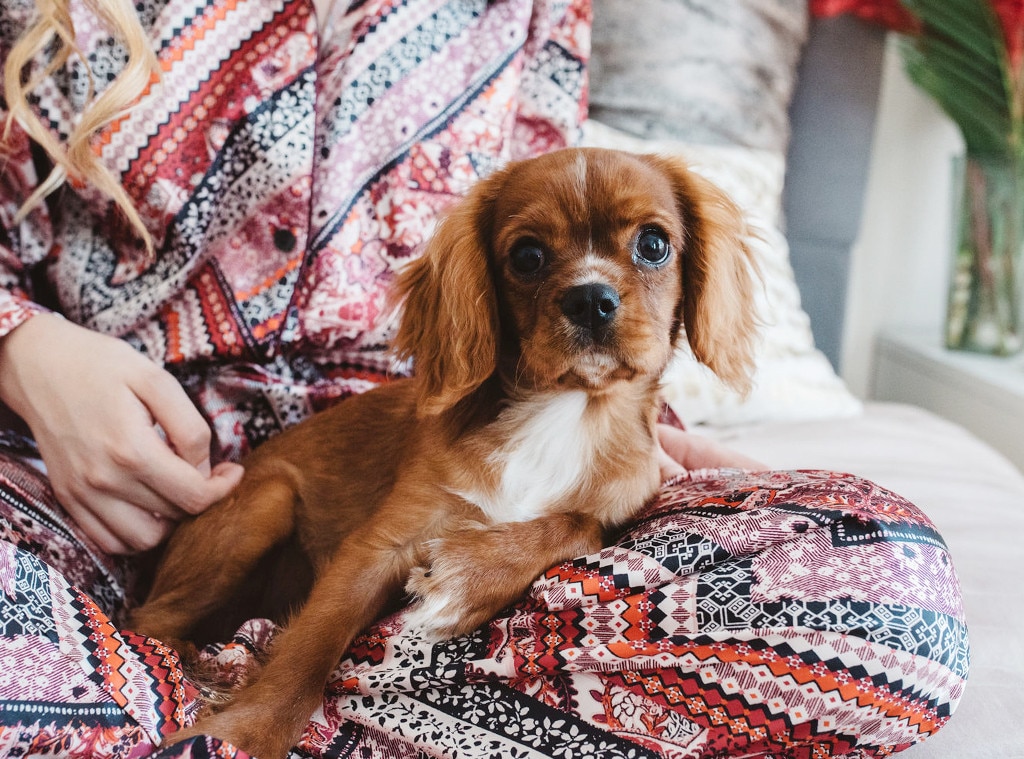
[459,390,600,523]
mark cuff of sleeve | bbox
[0,294,50,342]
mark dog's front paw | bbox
[404,552,485,640]
[403,561,475,639]
[404,522,534,640]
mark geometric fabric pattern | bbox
[322,470,968,758]
[0,468,968,758]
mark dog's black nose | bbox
[561,283,621,330]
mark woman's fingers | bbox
[62,496,175,555]
[656,423,766,474]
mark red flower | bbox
[993,0,1024,70]
[810,0,918,33]
[813,0,1024,73]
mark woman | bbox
[0,0,967,756]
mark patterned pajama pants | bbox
[0,449,968,758]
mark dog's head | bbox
[393,147,758,415]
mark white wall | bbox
[840,37,965,397]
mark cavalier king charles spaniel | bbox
[130,147,758,757]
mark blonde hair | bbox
[2,0,159,257]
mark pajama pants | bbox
[0,448,967,758]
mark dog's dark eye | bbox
[509,242,546,275]
[634,229,671,267]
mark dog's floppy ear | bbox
[645,155,759,394]
[390,176,503,416]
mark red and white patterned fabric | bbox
[0,1,967,757]
[0,461,968,758]
[0,0,588,461]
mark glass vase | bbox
[946,154,1024,355]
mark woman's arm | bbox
[0,118,242,554]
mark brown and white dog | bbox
[129,147,758,758]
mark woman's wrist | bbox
[0,312,54,418]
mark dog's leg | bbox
[128,463,300,647]
[163,512,428,759]
[405,510,604,639]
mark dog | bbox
[128,147,758,758]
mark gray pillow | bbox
[589,0,809,152]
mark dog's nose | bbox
[561,283,621,330]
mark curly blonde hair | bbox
[2,0,159,256]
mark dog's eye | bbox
[634,229,671,267]
[509,242,546,275]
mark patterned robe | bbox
[0,0,967,757]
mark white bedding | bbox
[702,402,1024,758]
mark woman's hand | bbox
[0,313,244,554]
[657,422,765,481]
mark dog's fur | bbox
[129,147,758,757]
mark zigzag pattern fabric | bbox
[0,0,967,756]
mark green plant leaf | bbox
[899,0,1016,159]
